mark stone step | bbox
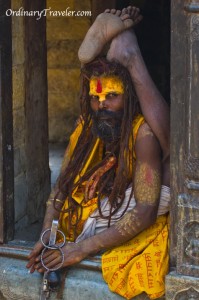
[0,255,165,300]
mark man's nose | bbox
[98,94,106,102]
[98,99,107,109]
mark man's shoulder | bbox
[132,113,145,141]
[136,122,155,139]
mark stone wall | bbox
[12,0,51,230]
[47,0,92,142]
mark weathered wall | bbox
[12,0,51,230]
[47,0,91,142]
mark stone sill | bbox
[0,242,164,300]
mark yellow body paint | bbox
[115,209,141,236]
[134,162,161,205]
[137,123,154,141]
[89,76,124,101]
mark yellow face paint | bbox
[89,76,124,102]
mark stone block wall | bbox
[12,0,51,231]
[47,0,92,142]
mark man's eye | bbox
[106,93,118,99]
[90,95,99,101]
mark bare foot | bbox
[107,7,142,67]
[107,30,140,68]
[78,7,142,64]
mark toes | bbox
[123,18,134,29]
[120,13,131,21]
[121,8,128,16]
[134,15,143,26]
[127,6,133,16]
[125,5,142,25]
[134,7,140,19]
[126,6,140,19]
[105,9,121,16]
[110,9,117,14]
[115,10,122,16]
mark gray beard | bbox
[91,110,123,144]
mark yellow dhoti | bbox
[102,214,169,299]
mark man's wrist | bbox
[80,237,101,256]
[41,222,52,231]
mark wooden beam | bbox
[0,0,14,243]
[24,0,50,223]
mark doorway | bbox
[1,0,171,244]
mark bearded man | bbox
[27,7,170,300]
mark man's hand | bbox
[26,241,44,273]
[32,242,88,273]
[26,230,50,273]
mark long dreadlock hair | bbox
[54,57,141,238]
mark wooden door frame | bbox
[0,0,14,243]
[0,0,49,244]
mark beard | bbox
[91,110,123,144]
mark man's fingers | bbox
[42,249,55,259]
[35,250,60,269]
[29,264,36,274]
[26,258,35,268]
[35,248,55,263]
[37,256,62,273]
[46,256,62,269]
[27,249,37,260]
[35,252,62,273]
[27,241,44,259]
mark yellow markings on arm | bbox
[134,162,161,206]
[136,123,154,141]
[115,209,141,236]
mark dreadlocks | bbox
[54,57,140,238]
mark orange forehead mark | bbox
[89,76,124,98]
[96,78,102,93]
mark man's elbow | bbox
[148,210,158,227]
[139,207,158,230]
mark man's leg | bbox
[78,8,142,63]
[107,6,170,161]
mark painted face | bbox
[89,76,124,102]
[90,76,124,143]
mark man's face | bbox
[89,75,124,112]
[89,76,124,143]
